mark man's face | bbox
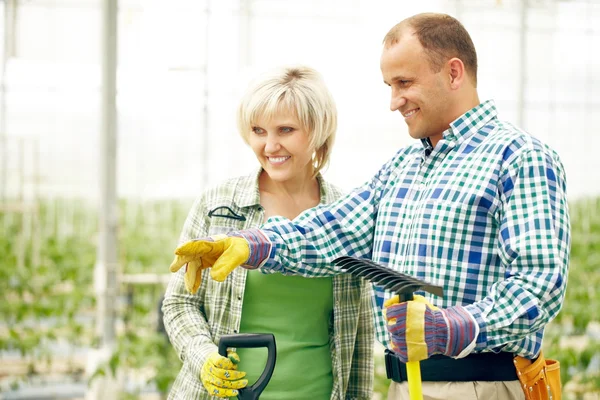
[381,32,452,143]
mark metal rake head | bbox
[333,256,444,298]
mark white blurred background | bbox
[1,0,598,203]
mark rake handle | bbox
[399,293,424,400]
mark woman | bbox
[162,66,374,399]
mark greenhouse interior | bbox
[0,0,599,399]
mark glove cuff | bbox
[439,306,477,357]
[424,308,449,357]
[186,340,218,380]
[230,228,271,268]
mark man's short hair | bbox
[237,66,337,176]
[384,13,478,85]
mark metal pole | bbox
[201,0,210,189]
[89,0,119,398]
[97,0,118,349]
[517,0,528,128]
[548,0,557,145]
[238,0,251,68]
[0,0,16,202]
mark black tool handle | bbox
[399,292,414,302]
[218,333,277,400]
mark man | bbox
[170,13,570,400]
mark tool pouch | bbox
[514,351,561,400]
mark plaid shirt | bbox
[162,169,374,400]
[259,100,571,358]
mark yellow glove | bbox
[201,351,247,398]
[169,234,250,293]
[383,293,438,310]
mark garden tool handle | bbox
[399,293,424,400]
[218,333,277,400]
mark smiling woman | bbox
[247,113,314,192]
[162,65,375,400]
[237,66,338,180]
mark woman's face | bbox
[247,110,314,184]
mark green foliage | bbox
[543,197,600,397]
[373,348,390,397]
[0,200,96,370]
[0,198,190,395]
[119,199,189,274]
[113,200,189,395]
[552,198,600,332]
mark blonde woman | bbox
[162,66,374,400]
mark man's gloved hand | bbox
[201,351,248,398]
[169,229,271,293]
[169,234,248,293]
[383,294,478,363]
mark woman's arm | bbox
[346,279,375,399]
[162,196,217,381]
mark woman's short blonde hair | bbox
[237,65,337,176]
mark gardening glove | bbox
[169,234,228,294]
[384,294,477,363]
[169,229,271,291]
[201,351,248,398]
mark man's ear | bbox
[447,58,466,89]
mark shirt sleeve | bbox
[464,147,571,357]
[162,195,217,381]
[259,157,396,276]
[346,280,375,399]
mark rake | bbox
[333,256,444,400]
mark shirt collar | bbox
[419,99,498,151]
[233,167,329,208]
[233,167,262,208]
[444,99,498,144]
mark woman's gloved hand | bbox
[200,351,248,398]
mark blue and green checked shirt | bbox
[257,100,570,358]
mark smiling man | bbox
[381,14,481,149]
[169,13,571,400]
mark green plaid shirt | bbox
[162,169,374,399]
[259,100,571,358]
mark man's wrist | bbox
[441,306,479,358]
[230,229,271,267]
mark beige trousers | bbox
[387,380,526,400]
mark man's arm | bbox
[172,153,401,282]
[257,158,397,276]
[464,146,571,357]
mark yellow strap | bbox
[406,301,428,361]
